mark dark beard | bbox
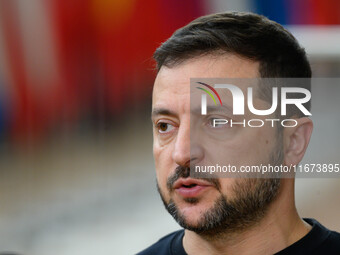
[157,137,283,238]
[158,177,280,238]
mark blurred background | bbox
[0,0,339,254]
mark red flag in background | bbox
[90,0,205,116]
[310,0,340,24]
[0,0,205,144]
[0,0,91,145]
[49,0,95,127]
[0,0,51,144]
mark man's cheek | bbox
[154,146,171,188]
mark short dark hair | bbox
[154,12,311,78]
[153,12,311,116]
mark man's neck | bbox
[182,180,312,255]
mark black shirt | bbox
[137,218,340,255]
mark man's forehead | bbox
[152,54,261,110]
[152,66,190,105]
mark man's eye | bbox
[157,122,174,133]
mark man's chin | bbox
[173,199,215,226]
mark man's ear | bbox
[283,117,313,166]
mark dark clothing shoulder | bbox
[137,218,340,255]
[136,229,185,255]
[276,218,340,255]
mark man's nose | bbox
[172,122,203,167]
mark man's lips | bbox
[173,178,214,198]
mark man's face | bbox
[152,54,282,234]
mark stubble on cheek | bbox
[153,139,172,198]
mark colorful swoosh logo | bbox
[196,82,223,105]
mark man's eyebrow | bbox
[151,108,178,119]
